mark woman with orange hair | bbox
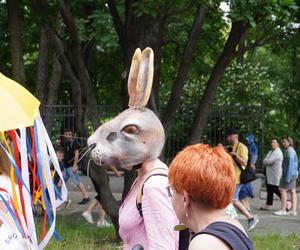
[168,144,254,250]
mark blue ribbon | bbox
[0,143,31,195]
[0,193,25,237]
[33,121,60,241]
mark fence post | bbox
[260,94,265,170]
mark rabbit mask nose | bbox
[106,132,118,143]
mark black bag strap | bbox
[232,143,247,171]
[136,171,168,217]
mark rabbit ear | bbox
[128,48,142,108]
[134,47,154,111]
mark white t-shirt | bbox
[0,175,28,250]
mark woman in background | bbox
[274,137,298,216]
[168,144,253,250]
[261,139,283,210]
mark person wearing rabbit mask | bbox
[88,48,178,250]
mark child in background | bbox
[54,149,64,189]
[54,149,71,209]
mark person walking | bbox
[260,139,283,210]
[226,128,259,231]
[239,134,258,212]
[82,165,122,227]
[62,129,90,205]
[274,137,298,216]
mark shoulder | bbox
[189,233,230,250]
[239,143,248,151]
[143,173,168,195]
[0,175,10,185]
[72,139,81,150]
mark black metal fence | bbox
[41,101,264,168]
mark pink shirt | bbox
[119,168,178,250]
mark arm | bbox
[72,149,79,172]
[282,153,290,183]
[0,201,8,226]
[263,150,282,166]
[234,154,247,168]
[142,177,178,250]
[108,165,122,177]
[230,145,248,168]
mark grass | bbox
[36,215,121,250]
[36,215,300,250]
[251,233,300,250]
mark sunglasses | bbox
[166,185,173,197]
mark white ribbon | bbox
[34,115,67,249]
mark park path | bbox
[60,174,300,235]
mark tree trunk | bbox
[162,6,206,137]
[7,0,27,86]
[236,32,246,65]
[45,23,86,137]
[108,0,165,111]
[108,0,166,198]
[188,21,248,144]
[34,2,120,236]
[36,27,49,105]
[44,55,63,133]
[58,0,100,129]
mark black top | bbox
[191,221,254,250]
[63,140,81,167]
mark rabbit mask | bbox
[88,48,165,168]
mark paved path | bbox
[61,175,300,235]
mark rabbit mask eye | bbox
[122,125,140,135]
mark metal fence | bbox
[41,101,264,167]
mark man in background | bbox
[62,128,90,205]
[226,128,259,231]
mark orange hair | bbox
[168,144,236,209]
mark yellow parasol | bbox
[0,72,40,132]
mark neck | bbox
[232,139,239,145]
[137,158,160,178]
[187,206,227,233]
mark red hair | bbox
[168,144,236,209]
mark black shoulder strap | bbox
[192,222,254,250]
[232,143,244,171]
[136,172,168,217]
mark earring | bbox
[185,210,189,219]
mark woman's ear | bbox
[128,48,142,108]
[182,190,191,210]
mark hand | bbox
[72,165,78,173]
[115,171,122,177]
[55,139,61,146]
[230,152,237,157]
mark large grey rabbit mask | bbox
[88,48,165,168]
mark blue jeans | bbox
[233,184,243,201]
[239,183,254,200]
[64,167,81,186]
